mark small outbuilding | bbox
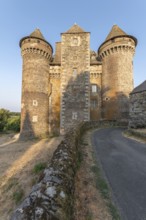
[129,80,146,128]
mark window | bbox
[33,100,38,106]
[73,38,78,45]
[105,97,110,101]
[71,36,80,46]
[91,84,97,93]
[32,116,38,122]
[73,68,77,77]
[91,100,98,109]
[72,112,78,120]
[21,103,24,109]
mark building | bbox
[19,24,137,139]
[129,80,146,128]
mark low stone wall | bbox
[82,119,128,130]
[10,120,126,220]
[10,125,84,220]
[129,91,146,128]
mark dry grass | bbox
[74,130,112,220]
[124,129,146,143]
[0,133,63,220]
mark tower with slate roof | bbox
[98,25,137,120]
[20,29,53,139]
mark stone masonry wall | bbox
[129,91,146,128]
[49,65,61,134]
[60,32,90,133]
[90,64,102,120]
[20,38,52,139]
[10,124,84,220]
[99,37,135,120]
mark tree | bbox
[5,116,20,132]
[0,108,10,131]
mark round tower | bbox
[98,25,137,121]
[20,29,53,139]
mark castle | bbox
[19,24,137,138]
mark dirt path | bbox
[0,133,63,220]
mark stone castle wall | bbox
[129,91,146,128]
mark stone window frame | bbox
[33,100,38,106]
[104,97,110,101]
[73,68,78,78]
[72,112,78,120]
[32,115,38,122]
[71,36,80,46]
[91,84,98,93]
[91,99,98,109]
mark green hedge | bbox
[4,116,20,132]
[0,108,20,132]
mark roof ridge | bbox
[131,80,146,94]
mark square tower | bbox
[60,24,90,133]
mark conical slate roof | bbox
[105,25,127,41]
[19,28,53,52]
[131,80,146,94]
[98,24,137,52]
[30,28,46,40]
[66,24,85,33]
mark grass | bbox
[124,129,146,142]
[86,211,93,220]
[90,163,121,220]
[32,162,47,174]
[4,177,18,191]
[12,188,24,204]
[91,165,110,200]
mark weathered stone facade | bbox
[129,81,146,128]
[20,24,137,138]
[98,26,137,120]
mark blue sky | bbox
[0,0,146,111]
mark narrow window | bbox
[32,116,38,122]
[72,112,78,120]
[33,100,38,106]
[91,100,98,108]
[73,38,78,45]
[91,84,97,93]
[73,68,77,77]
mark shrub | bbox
[12,188,24,204]
[0,108,10,131]
[4,116,20,132]
[33,162,47,174]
